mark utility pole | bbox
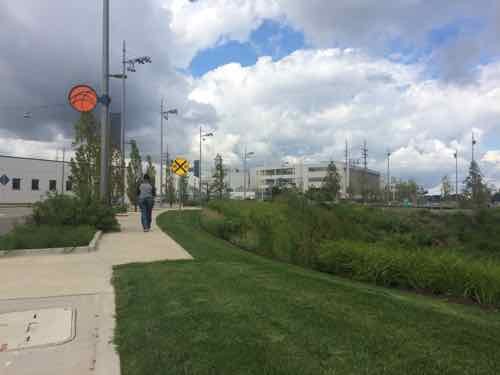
[199,127,214,205]
[472,132,476,162]
[387,151,391,203]
[199,126,202,205]
[242,146,255,200]
[243,145,247,200]
[160,98,164,201]
[360,140,368,202]
[121,40,126,205]
[100,0,110,202]
[454,150,458,201]
[61,148,66,193]
[344,140,350,198]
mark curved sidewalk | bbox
[0,210,192,375]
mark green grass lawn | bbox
[112,211,500,375]
[0,224,95,251]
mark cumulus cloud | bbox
[188,49,500,188]
[2,0,500,192]
[165,0,281,67]
[164,0,499,81]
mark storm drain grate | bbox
[0,307,75,352]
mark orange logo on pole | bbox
[68,85,98,112]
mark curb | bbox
[0,230,103,258]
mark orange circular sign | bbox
[68,84,98,112]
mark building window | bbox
[32,179,40,191]
[49,180,57,192]
[308,167,328,172]
[275,168,293,175]
[12,178,21,191]
[66,179,72,192]
[308,177,325,182]
[259,169,275,176]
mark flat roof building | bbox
[0,155,72,204]
[219,161,381,199]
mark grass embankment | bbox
[112,210,500,375]
[0,224,95,251]
[203,200,500,306]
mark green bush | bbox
[202,198,500,306]
[0,224,95,251]
[316,240,500,306]
[33,194,119,232]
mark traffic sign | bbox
[0,175,9,186]
[171,158,190,176]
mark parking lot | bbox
[0,206,32,236]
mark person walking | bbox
[137,174,155,232]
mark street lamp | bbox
[454,150,459,201]
[243,147,255,200]
[110,40,152,204]
[160,101,178,204]
[386,151,391,203]
[199,127,214,205]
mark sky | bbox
[1,0,500,190]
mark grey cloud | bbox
[0,0,216,160]
[278,0,499,83]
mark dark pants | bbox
[139,197,154,230]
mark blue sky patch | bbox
[189,19,305,77]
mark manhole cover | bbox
[0,308,75,352]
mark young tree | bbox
[126,140,142,211]
[178,175,189,206]
[210,154,227,200]
[441,175,452,201]
[70,112,101,201]
[166,174,176,207]
[145,155,156,189]
[394,179,418,203]
[321,161,341,201]
[109,148,124,204]
[463,160,490,207]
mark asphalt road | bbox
[0,207,32,236]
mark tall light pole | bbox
[454,150,459,201]
[100,0,110,202]
[160,100,178,203]
[243,146,255,200]
[472,132,477,162]
[386,150,391,203]
[110,42,152,204]
[199,127,214,205]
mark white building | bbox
[0,155,72,204]
[223,161,381,199]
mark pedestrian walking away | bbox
[137,174,156,232]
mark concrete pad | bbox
[0,307,74,351]
[0,294,105,375]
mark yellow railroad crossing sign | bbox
[171,158,190,176]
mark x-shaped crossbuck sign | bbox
[171,158,190,176]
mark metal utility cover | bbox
[0,308,75,352]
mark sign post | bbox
[171,158,190,210]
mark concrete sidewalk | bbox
[0,210,192,375]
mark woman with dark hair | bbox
[137,174,156,232]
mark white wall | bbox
[0,156,71,204]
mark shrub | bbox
[317,240,500,306]
[0,224,95,251]
[201,199,500,306]
[33,194,119,232]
